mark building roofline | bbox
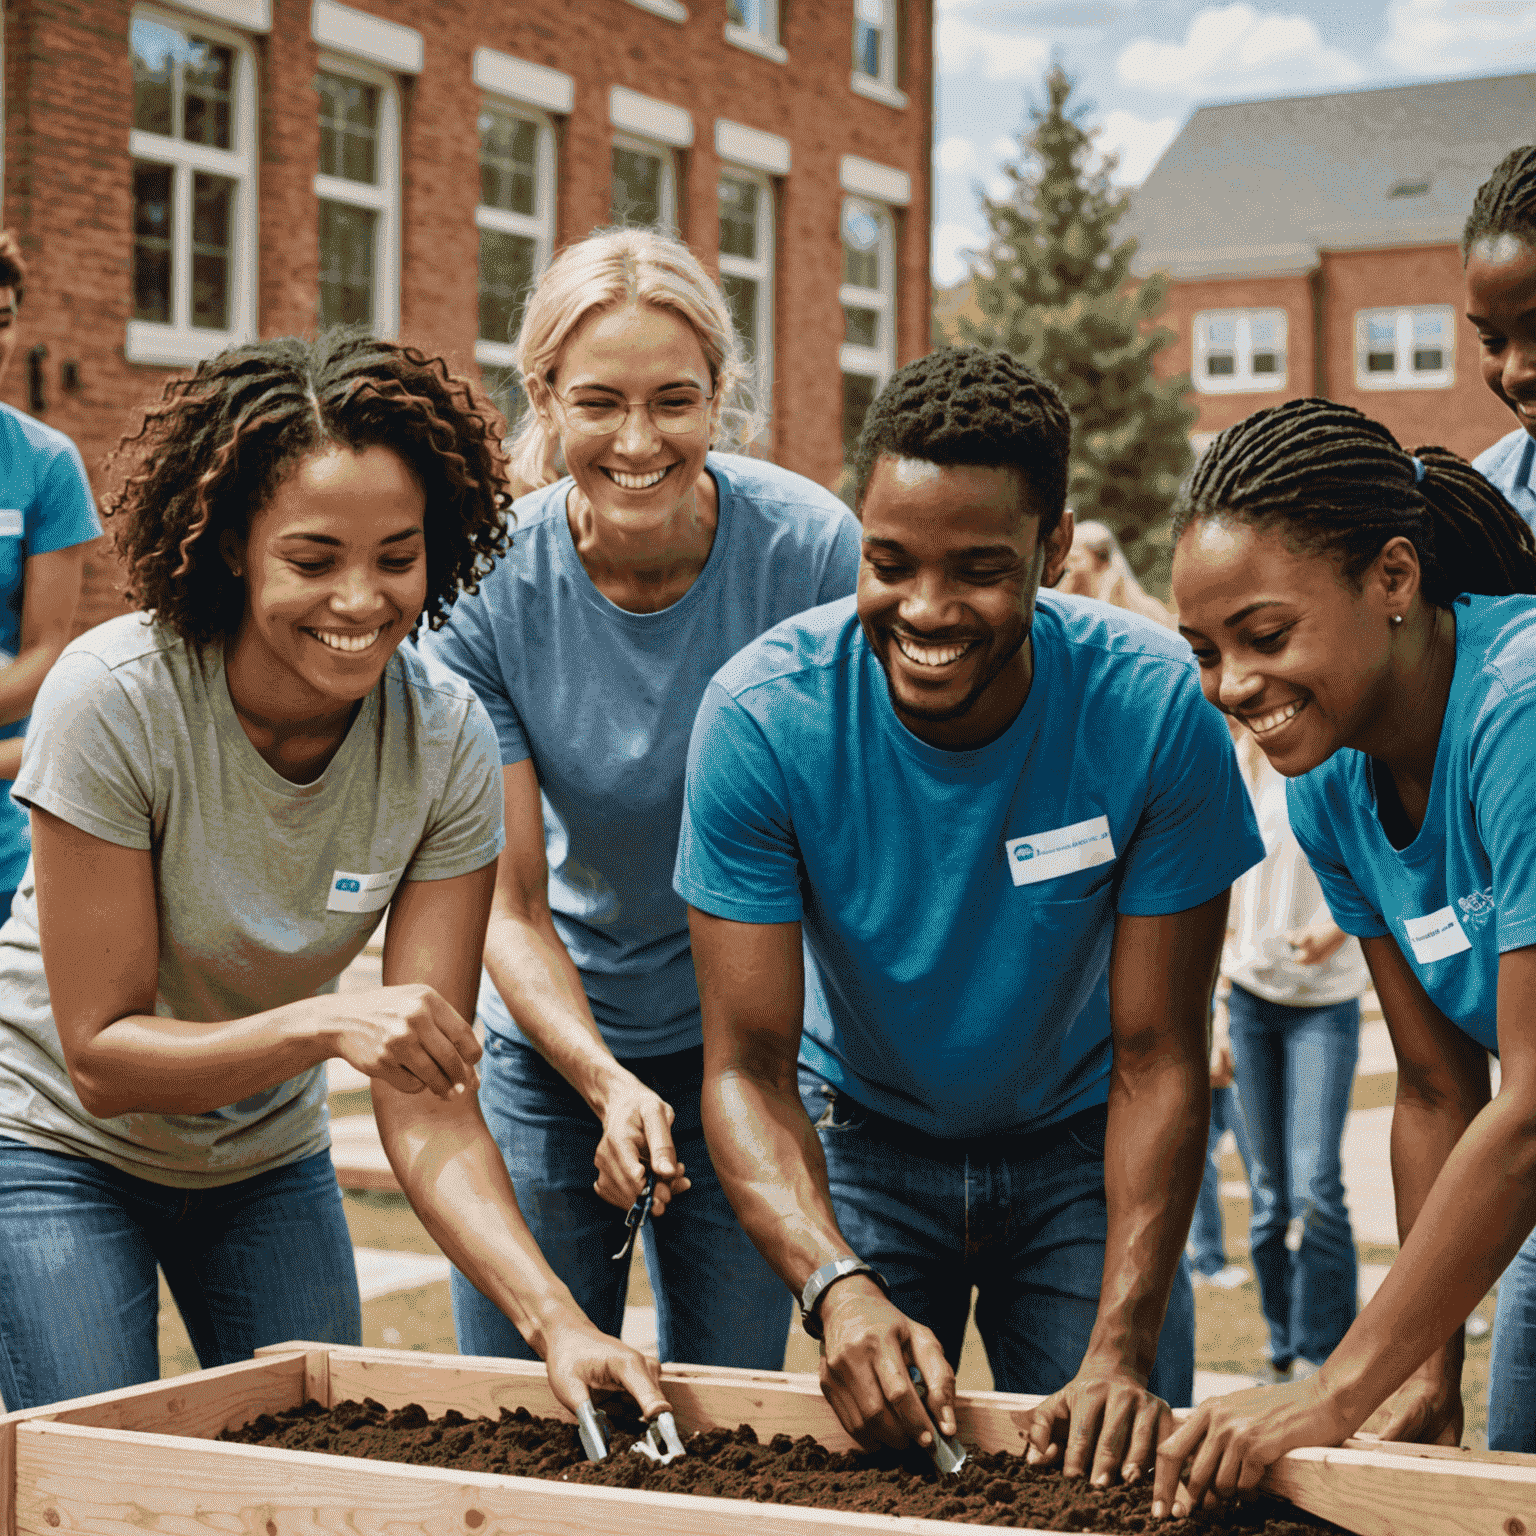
[1179,63,1536,119]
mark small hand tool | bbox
[611,1169,658,1261]
[631,1410,687,1464]
[576,1400,610,1461]
[908,1365,968,1476]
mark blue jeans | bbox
[0,1138,360,1411]
[798,1070,1195,1406]
[1188,1084,1253,1275]
[1488,1224,1536,1450]
[1227,985,1359,1370]
[453,1034,792,1368]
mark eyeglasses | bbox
[548,384,715,437]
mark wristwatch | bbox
[799,1255,887,1340]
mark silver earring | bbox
[1390,613,1403,626]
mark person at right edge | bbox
[675,350,1264,1485]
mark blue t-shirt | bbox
[1287,593,1536,1057]
[674,592,1265,1138]
[1474,428,1536,530]
[423,452,860,1058]
[0,404,101,891]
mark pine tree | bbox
[957,66,1194,592]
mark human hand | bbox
[817,1278,956,1451]
[1152,1375,1353,1518]
[542,1312,669,1425]
[1366,1363,1463,1447]
[1286,923,1348,967]
[1209,1036,1234,1089]
[1025,1358,1173,1486]
[323,983,480,1100]
[592,1070,690,1213]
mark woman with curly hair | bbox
[0,331,669,1423]
[424,229,859,1370]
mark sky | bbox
[931,0,1536,285]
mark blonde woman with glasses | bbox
[424,228,859,1369]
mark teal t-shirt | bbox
[1288,593,1536,1057]
[675,591,1265,1138]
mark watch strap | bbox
[799,1255,887,1340]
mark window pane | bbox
[1205,354,1235,377]
[481,365,528,431]
[182,37,234,149]
[479,108,539,216]
[1413,348,1444,371]
[318,74,379,184]
[190,173,234,330]
[843,305,879,349]
[719,177,759,260]
[1205,317,1236,348]
[1414,311,1447,342]
[612,146,666,229]
[1367,350,1397,373]
[132,162,174,324]
[131,16,177,135]
[1366,315,1396,346]
[1249,315,1278,348]
[842,372,877,462]
[1251,351,1281,374]
[841,201,882,288]
[318,199,376,328]
[721,272,758,362]
[478,227,538,346]
[854,21,881,78]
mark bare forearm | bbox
[0,645,62,728]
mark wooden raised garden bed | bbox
[2,1342,1532,1536]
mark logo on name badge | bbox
[326,865,404,915]
[0,510,23,538]
[1402,906,1472,965]
[1005,815,1115,888]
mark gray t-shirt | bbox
[0,614,504,1187]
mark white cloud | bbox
[1382,0,1536,72]
[990,135,1018,162]
[1116,4,1363,100]
[932,222,984,287]
[936,135,977,174]
[938,13,1051,79]
[987,173,1015,202]
[1097,109,1181,185]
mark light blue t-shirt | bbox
[674,592,1265,1139]
[423,453,860,1059]
[1474,427,1536,530]
[1288,593,1536,1058]
[0,404,101,892]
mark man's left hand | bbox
[1024,1360,1174,1485]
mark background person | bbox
[1157,399,1536,1520]
[425,229,859,1371]
[0,333,665,1425]
[1186,993,1252,1294]
[1057,518,1174,628]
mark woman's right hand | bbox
[322,983,481,1100]
[592,1070,691,1213]
[542,1312,670,1425]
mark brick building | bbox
[1,0,934,630]
[1123,72,1534,462]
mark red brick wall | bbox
[3,0,934,630]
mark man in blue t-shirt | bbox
[676,350,1263,1484]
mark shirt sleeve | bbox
[815,510,862,605]
[418,592,530,766]
[1285,772,1392,939]
[1115,670,1266,916]
[11,650,154,849]
[1470,685,1536,953]
[402,696,507,882]
[673,680,805,923]
[29,437,102,555]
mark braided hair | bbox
[104,330,514,646]
[1172,398,1536,606]
[1464,145,1536,254]
[852,348,1071,532]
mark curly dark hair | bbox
[0,230,27,301]
[1172,398,1536,607]
[851,348,1072,534]
[103,330,514,646]
[1464,145,1536,255]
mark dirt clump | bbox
[220,1396,1346,1533]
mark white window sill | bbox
[625,0,688,22]
[724,24,787,62]
[125,322,250,368]
[849,73,907,109]
[1355,372,1454,391]
[1192,375,1288,396]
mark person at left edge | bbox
[0,230,102,918]
[422,228,859,1369]
[676,350,1264,1480]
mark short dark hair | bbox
[104,330,514,646]
[0,230,27,303]
[1464,145,1536,255]
[851,348,1072,534]
[1172,397,1536,606]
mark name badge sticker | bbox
[1006,815,1116,888]
[0,510,23,538]
[1402,906,1473,965]
[327,865,405,915]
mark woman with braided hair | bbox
[0,331,670,1427]
[1150,397,1536,1515]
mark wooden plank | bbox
[12,1420,1064,1536]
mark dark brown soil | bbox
[221,1396,1346,1533]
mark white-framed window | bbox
[1355,306,1455,390]
[611,134,676,231]
[725,0,786,61]
[838,196,895,460]
[1192,309,1287,394]
[314,54,400,337]
[476,100,556,422]
[851,0,905,106]
[127,5,257,365]
[718,170,774,409]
